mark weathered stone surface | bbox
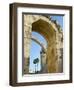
[23,15,63,74]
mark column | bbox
[40,48,47,73]
[24,24,32,74]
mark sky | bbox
[50,15,63,29]
[29,15,63,73]
[29,32,47,73]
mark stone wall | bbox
[23,15,63,74]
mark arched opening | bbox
[32,19,57,73]
[29,32,47,74]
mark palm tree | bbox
[33,58,39,73]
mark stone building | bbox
[23,14,63,74]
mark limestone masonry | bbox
[23,15,63,74]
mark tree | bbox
[33,58,39,73]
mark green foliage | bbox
[33,58,39,64]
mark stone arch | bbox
[31,35,46,52]
[24,15,62,73]
[32,19,57,73]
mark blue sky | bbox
[29,15,63,73]
[29,32,47,73]
[50,15,63,29]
